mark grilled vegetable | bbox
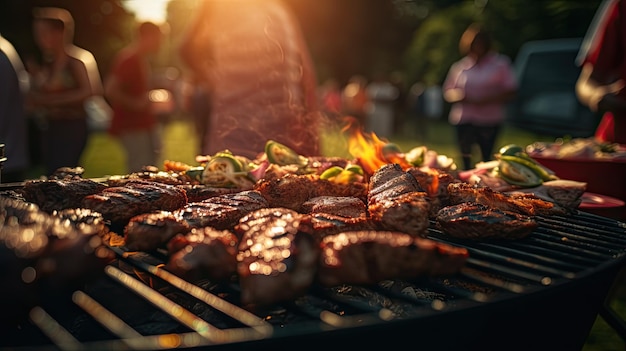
[496,158,542,187]
[265,140,307,166]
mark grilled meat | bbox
[302,213,378,238]
[0,197,112,326]
[81,181,188,224]
[447,182,536,216]
[407,167,460,216]
[318,231,469,287]
[507,192,569,216]
[300,196,367,218]
[48,166,85,180]
[165,227,238,282]
[124,211,190,251]
[235,207,319,307]
[174,190,268,230]
[436,202,538,240]
[176,184,240,203]
[367,164,431,236]
[255,173,368,211]
[106,171,188,186]
[21,179,108,213]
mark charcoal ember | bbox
[124,211,190,251]
[165,227,239,282]
[436,202,538,240]
[235,207,320,307]
[22,178,107,213]
[318,231,469,287]
[81,181,188,225]
[300,196,367,218]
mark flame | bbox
[420,166,440,196]
[341,117,411,176]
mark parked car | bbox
[507,38,601,138]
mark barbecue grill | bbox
[2,208,626,351]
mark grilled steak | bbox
[367,164,431,236]
[165,227,238,282]
[235,207,319,307]
[318,231,469,287]
[124,211,190,251]
[302,212,378,238]
[300,196,367,218]
[436,202,538,240]
[81,181,188,224]
[447,182,536,216]
[0,197,112,326]
[174,190,268,230]
[176,184,240,203]
[21,179,107,213]
[507,192,569,216]
[255,173,368,211]
[106,171,187,186]
[407,167,460,216]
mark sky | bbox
[122,0,170,24]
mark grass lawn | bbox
[35,114,626,350]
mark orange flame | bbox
[341,117,411,176]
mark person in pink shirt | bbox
[443,23,518,170]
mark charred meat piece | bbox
[50,208,109,238]
[165,227,238,282]
[407,167,460,216]
[106,171,187,186]
[48,166,85,180]
[0,197,112,326]
[318,231,469,287]
[447,182,536,216]
[81,181,188,224]
[507,192,569,216]
[124,211,190,251]
[22,179,107,213]
[367,164,431,237]
[235,207,319,307]
[436,202,538,240]
[300,196,367,218]
[174,190,268,230]
[176,184,240,203]
[255,173,368,211]
[301,213,377,238]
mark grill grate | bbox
[4,210,626,351]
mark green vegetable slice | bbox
[497,160,542,187]
[345,164,364,175]
[320,166,344,180]
[265,140,307,166]
[498,144,526,157]
[499,155,554,181]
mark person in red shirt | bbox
[576,0,626,144]
[104,22,163,172]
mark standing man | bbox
[105,21,163,173]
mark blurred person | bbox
[576,0,626,144]
[178,0,320,159]
[442,23,518,170]
[365,72,399,139]
[341,74,369,128]
[406,81,428,139]
[27,8,96,176]
[105,21,163,173]
[319,78,342,121]
[0,34,30,182]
